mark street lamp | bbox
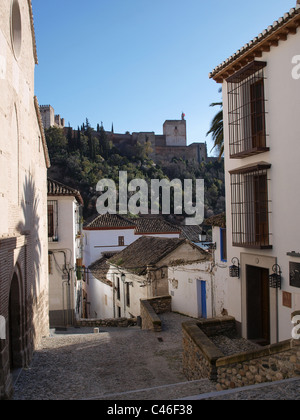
[229,257,240,278]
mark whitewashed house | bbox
[95,236,211,319]
[0,0,50,399]
[83,214,181,318]
[82,214,181,318]
[203,213,229,317]
[47,178,84,326]
[209,3,300,343]
[83,214,181,267]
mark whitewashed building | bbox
[83,214,181,318]
[0,0,50,399]
[106,236,211,319]
[209,3,300,343]
[47,178,84,327]
[83,214,181,267]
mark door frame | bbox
[241,253,277,344]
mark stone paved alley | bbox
[13,313,300,400]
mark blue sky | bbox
[32,0,292,154]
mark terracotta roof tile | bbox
[84,214,136,229]
[108,236,207,275]
[180,225,205,242]
[47,178,83,205]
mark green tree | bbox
[45,126,68,162]
[207,88,224,160]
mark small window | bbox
[11,0,22,60]
[118,236,125,247]
[48,201,58,242]
[220,228,227,262]
[126,282,130,307]
[116,277,121,301]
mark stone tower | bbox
[163,114,187,147]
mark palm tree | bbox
[206,88,224,160]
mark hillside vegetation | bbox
[46,122,225,222]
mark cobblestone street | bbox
[13,313,216,400]
[13,313,300,401]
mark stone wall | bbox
[140,301,162,332]
[75,318,137,328]
[183,321,223,382]
[146,296,172,314]
[182,319,300,391]
[216,340,300,390]
[140,296,172,332]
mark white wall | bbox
[48,196,82,325]
[223,29,300,342]
[88,275,114,319]
[107,267,149,318]
[83,229,180,267]
[83,228,136,267]
[168,259,228,319]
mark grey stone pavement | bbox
[13,313,300,400]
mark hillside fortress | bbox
[40,106,215,164]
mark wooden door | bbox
[246,266,270,345]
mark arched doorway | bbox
[9,273,24,370]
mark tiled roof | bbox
[180,225,205,242]
[210,5,300,82]
[204,213,226,228]
[84,214,136,229]
[130,217,181,235]
[47,178,83,205]
[108,236,206,275]
[84,214,181,234]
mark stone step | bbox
[83,379,217,401]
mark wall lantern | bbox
[229,257,240,278]
[121,273,133,286]
[269,264,282,289]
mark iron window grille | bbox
[230,163,272,249]
[227,61,269,158]
[48,200,58,242]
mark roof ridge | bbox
[47,177,83,204]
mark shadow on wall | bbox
[16,173,42,296]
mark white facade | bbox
[83,228,137,267]
[83,229,180,268]
[48,194,83,326]
[168,226,229,319]
[211,5,300,343]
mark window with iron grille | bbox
[48,200,58,242]
[230,163,272,249]
[227,61,269,158]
